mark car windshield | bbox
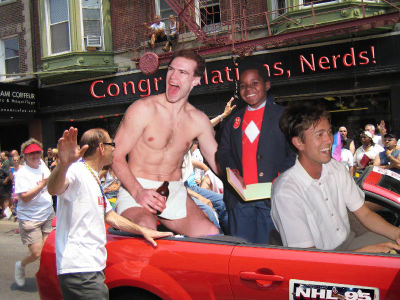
[378,175,400,195]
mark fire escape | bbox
[145,0,400,64]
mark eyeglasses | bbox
[103,142,115,147]
[339,130,347,132]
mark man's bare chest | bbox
[141,121,193,153]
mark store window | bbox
[82,0,103,49]
[46,0,70,54]
[0,37,20,81]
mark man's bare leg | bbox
[159,195,220,237]
[121,207,158,230]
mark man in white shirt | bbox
[271,102,400,253]
[144,15,167,49]
[365,124,383,147]
[47,127,172,299]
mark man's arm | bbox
[387,152,400,168]
[353,204,400,252]
[210,97,236,127]
[349,166,354,176]
[47,127,88,195]
[105,210,173,247]
[112,100,165,214]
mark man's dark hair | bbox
[238,61,269,83]
[384,133,397,140]
[169,49,205,77]
[279,101,331,153]
[1,151,10,158]
[80,128,108,158]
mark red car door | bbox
[229,245,400,299]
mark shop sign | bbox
[41,35,400,108]
[0,83,37,119]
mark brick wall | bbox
[0,0,27,74]
[111,0,156,51]
[32,0,41,70]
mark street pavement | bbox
[0,217,40,300]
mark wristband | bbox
[219,115,223,122]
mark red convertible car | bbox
[36,166,400,300]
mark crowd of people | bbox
[2,49,400,299]
[337,123,400,175]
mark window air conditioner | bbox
[86,35,101,47]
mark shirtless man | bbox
[113,50,220,237]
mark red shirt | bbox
[242,106,265,185]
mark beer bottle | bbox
[155,181,169,215]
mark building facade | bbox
[0,0,38,151]
[1,0,400,150]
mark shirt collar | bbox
[293,158,314,190]
[247,100,266,111]
[293,158,332,190]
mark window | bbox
[302,0,337,6]
[155,0,175,20]
[199,0,221,28]
[155,0,221,32]
[0,37,20,81]
[46,0,70,54]
[271,0,287,19]
[82,0,103,49]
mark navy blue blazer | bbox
[217,100,296,211]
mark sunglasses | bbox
[103,142,115,147]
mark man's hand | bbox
[377,120,386,136]
[140,227,174,247]
[136,188,167,215]
[57,127,88,167]
[222,97,237,119]
[355,242,400,253]
[386,148,394,157]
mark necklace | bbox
[81,159,108,213]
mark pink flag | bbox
[332,131,342,162]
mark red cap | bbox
[24,144,43,154]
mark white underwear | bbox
[116,178,187,220]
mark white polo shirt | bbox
[150,22,165,31]
[271,158,364,250]
[56,162,112,275]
